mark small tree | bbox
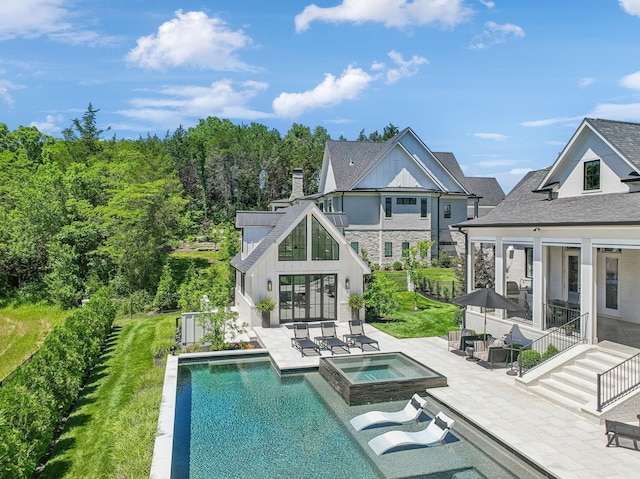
[402,245,423,310]
[154,262,178,311]
[474,244,495,289]
[418,240,434,266]
[197,306,247,351]
[363,271,398,320]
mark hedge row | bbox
[0,289,116,479]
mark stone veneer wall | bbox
[345,230,433,267]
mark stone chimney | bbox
[289,168,304,201]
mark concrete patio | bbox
[253,322,640,479]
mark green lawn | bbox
[370,291,461,339]
[420,267,457,282]
[39,312,175,479]
[0,303,71,380]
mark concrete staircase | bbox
[523,342,639,422]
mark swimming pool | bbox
[169,354,543,479]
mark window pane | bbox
[402,242,409,257]
[525,247,533,278]
[584,160,600,190]
[420,198,427,217]
[350,241,358,253]
[278,217,307,261]
[444,204,451,219]
[311,216,339,260]
[385,198,392,217]
[384,242,392,257]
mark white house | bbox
[275,127,504,265]
[456,118,640,350]
[230,202,370,327]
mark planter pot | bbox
[261,311,271,328]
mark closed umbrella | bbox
[452,288,522,340]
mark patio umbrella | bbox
[452,288,522,339]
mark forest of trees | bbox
[0,104,399,308]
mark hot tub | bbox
[319,352,447,405]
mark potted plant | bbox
[565,323,576,336]
[347,293,365,321]
[256,296,276,328]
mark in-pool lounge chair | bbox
[368,411,454,456]
[316,322,350,355]
[344,319,380,351]
[350,393,427,431]
[290,323,321,357]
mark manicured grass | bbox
[370,291,461,339]
[0,303,70,380]
[420,267,457,282]
[39,312,175,479]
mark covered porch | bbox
[465,238,640,349]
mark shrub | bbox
[369,262,379,271]
[347,293,365,311]
[520,349,542,369]
[392,261,403,271]
[542,344,560,361]
[438,250,452,268]
[255,296,276,313]
[0,290,115,479]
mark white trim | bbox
[592,239,640,249]
[541,239,581,247]
[468,236,496,243]
[501,238,534,245]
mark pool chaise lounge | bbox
[344,319,380,351]
[350,393,427,431]
[290,323,321,357]
[368,411,455,456]
[316,322,350,355]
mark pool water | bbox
[171,357,383,479]
[337,354,438,382]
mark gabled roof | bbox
[586,118,640,170]
[457,168,640,227]
[321,128,469,194]
[230,204,354,273]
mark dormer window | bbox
[584,160,600,191]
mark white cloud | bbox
[620,71,640,90]
[469,21,525,49]
[295,0,474,33]
[588,102,640,121]
[126,10,254,71]
[0,0,68,40]
[478,0,495,8]
[0,77,22,107]
[578,77,595,87]
[273,66,374,117]
[474,132,507,141]
[31,114,64,135]
[118,79,271,128]
[620,0,640,17]
[520,116,582,127]
[383,50,428,84]
[0,1,116,46]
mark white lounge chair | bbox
[368,411,454,455]
[349,394,427,431]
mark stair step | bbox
[574,357,618,374]
[529,384,585,411]
[538,377,592,403]
[550,370,596,395]
[585,351,627,367]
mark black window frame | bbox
[384,242,392,257]
[396,197,416,205]
[385,197,392,218]
[420,198,428,217]
[443,203,452,219]
[311,215,339,261]
[278,217,307,261]
[584,159,600,190]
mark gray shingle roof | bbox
[324,138,392,191]
[586,118,640,170]
[463,177,506,206]
[458,168,640,227]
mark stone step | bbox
[537,376,592,404]
[528,383,585,411]
[550,370,596,395]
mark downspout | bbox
[434,193,441,260]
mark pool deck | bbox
[254,322,640,479]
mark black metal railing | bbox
[517,313,587,377]
[543,301,581,330]
[597,352,640,411]
[419,279,464,301]
[506,296,533,325]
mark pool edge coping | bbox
[150,354,178,479]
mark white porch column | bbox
[495,237,504,295]
[581,238,595,344]
[532,237,543,329]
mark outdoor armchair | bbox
[447,328,475,352]
[472,338,510,369]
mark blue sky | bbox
[2,1,640,192]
